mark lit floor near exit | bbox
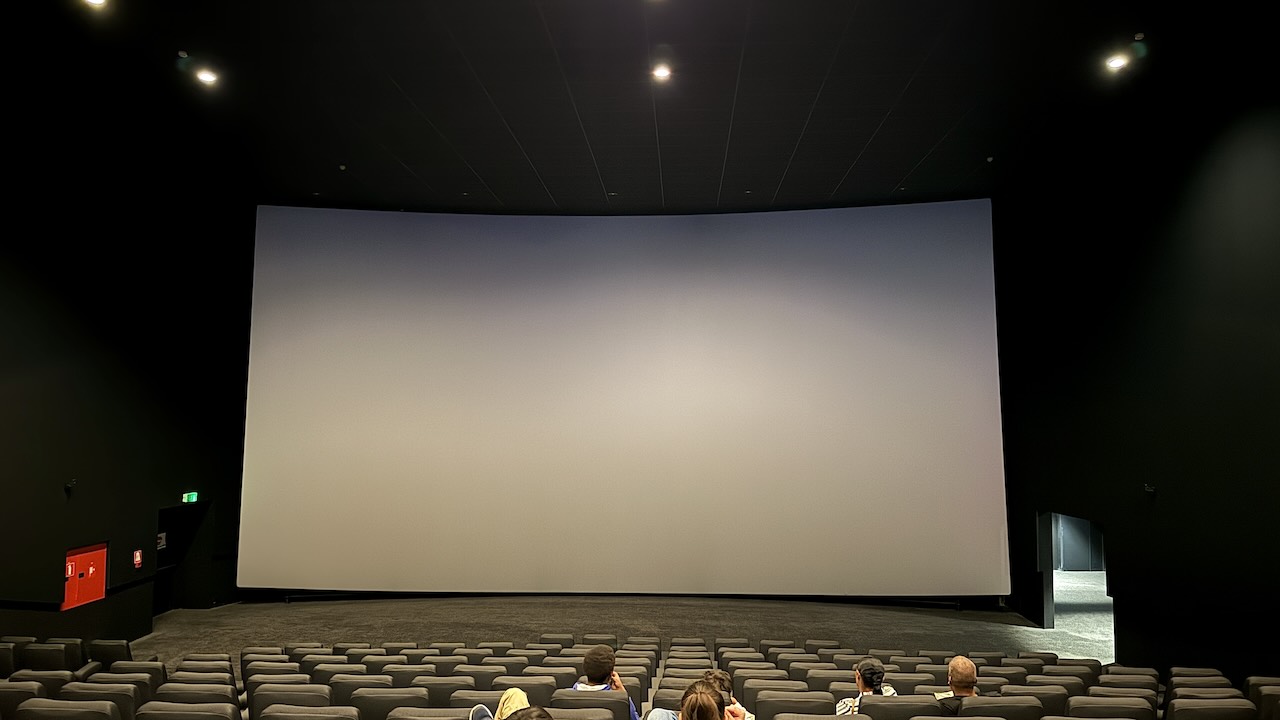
[1050,513,1115,664]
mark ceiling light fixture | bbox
[195,68,218,85]
[84,0,106,7]
[1105,54,1129,72]
[652,63,672,81]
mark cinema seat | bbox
[250,684,331,720]
[1095,676,1157,692]
[581,636,617,650]
[15,698,121,720]
[806,670,851,693]
[1165,698,1257,720]
[404,651,443,665]
[90,642,157,667]
[136,702,240,720]
[453,665,503,692]
[734,671,791,701]
[509,650,548,667]
[884,673,935,696]
[384,664,438,688]
[492,675,557,707]
[260,706,359,720]
[955,695,1043,720]
[351,687,432,720]
[409,675,477,707]
[1064,695,1154,720]
[59,681,142,720]
[1085,687,1157,711]
[754,690,836,720]
[0,681,47,719]
[481,656,530,676]
[8,670,75,698]
[154,682,239,705]
[176,661,235,676]
[523,666,578,689]
[550,688,631,720]
[448,690,505,713]
[328,673,392,705]
[869,651,908,665]
[854,694,942,720]
[384,643,421,656]
[1001,684,1070,716]
[386,710,470,720]
[980,667,1029,686]
[1002,660,1046,676]
[539,635,575,650]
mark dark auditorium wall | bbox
[1,3,255,639]
[994,8,1280,682]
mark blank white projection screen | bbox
[239,200,1009,596]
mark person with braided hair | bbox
[645,680,745,720]
[834,657,897,715]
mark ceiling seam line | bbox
[642,2,665,208]
[444,26,559,207]
[771,1,859,206]
[828,11,952,200]
[894,105,974,195]
[535,0,610,206]
[385,77,502,206]
[716,0,753,207]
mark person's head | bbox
[854,658,886,694]
[507,707,554,720]
[947,656,978,695]
[583,644,616,684]
[679,680,727,720]
[700,669,732,696]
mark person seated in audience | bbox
[471,686,531,720]
[834,657,897,715]
[646,680,747,720]
[933,656,987,714]
[647,670,753,720]
[573,644,642,720]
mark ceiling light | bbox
[84,0,106,7]
[195,68,218,85]
[652,64,671,81]
[1105,54,1129,72]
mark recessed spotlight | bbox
[195,68,218,85]
[84,0,106,7]
[607,191,618,196]
[652,63,671,81]
[1105,54,1129,72]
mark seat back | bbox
[351,687,433,720]
[59,682,141,720]
[855,695,943,720]
[384,665,438,688]
[883,673,934,696]
[453,664,504,691]
[753,690,836,720]
[328,673,393,705]
[448,690,506,712]
[733,670,790,701]
[1165,698,1258,720]
[250,684,331,720]
[21,643,73,671]
[741,680,808,714]
[0,681,47,719]
[493,675,558,707]
[1085,686,1157,711]
[260,706,360,720]
[1097,675,1158,692]
[549,688,632,720]
[955,695,1042,720]
[111,663,167,690]
[155,682,239,705]
[804,670,849,694]
[1000,684,1069,716]
[88,642,134,667]
[15,698,121,720]
[524,666,579,689]
[410,675,478,707]
[1065,695,1155,720]
[135,701,240,720]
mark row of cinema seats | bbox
[2,634,1276,720]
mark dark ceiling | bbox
[37,1,1217,219]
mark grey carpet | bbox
[134,575,1115,671]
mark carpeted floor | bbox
[133,572,1115,672]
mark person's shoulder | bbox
[881,685,898,696]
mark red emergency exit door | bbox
[62,543,107,610]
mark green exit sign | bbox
[181,492,199,503]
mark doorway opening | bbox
[1049,512,1114,663]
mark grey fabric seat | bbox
[89,642,147,667]
[854,695,942,720]
[550,688,632,720]
[545,710,613,720]
[733,670,791,701]
[475,643,512,657]
[311,664,368,684]
[453,664,503,691]
[21,643,75,671]
[1065,695,1154,719]
[384,643,421,656]
[135,702,240,720]
[954,696,1042,720]
[168,672,235,686]
[833,657,871,671]
[261,706,360,720]
[367,656,411,675]
[527,645,564,658]
[753,690,836,720]
[659,677,698,691]
[328,673,393,705]
[247,674,312,706]
[1042,667,1095,688]
[111,663,167,691]
[789,663,838,683]
[1170,688,1245,701]
[404,651,443,665]
[980,668,1029,686]
[1002,660,1046,676]
[428,656,469,677]
[581,636,617,650]
[59,681,142,720]
[176,661,235,676]
[740,680,809,714]
[88,673,158,705]
[384,664,438,688]
[671,638,707,651]
[409,675,477,707]
[805,670,851,693]
[539,636,575,650]
[1085,687,1157,711]
[1027,676,1086,697]
[9,669,76,697]
[1001,683,1070,715]
[917,666,951,686]
[867,651,907,665]
[250,684,331,720]
[1096,675,1158,692]
[493,675,558,707]
[350,686,432,720]
[524,666,579,689]
[883,673,935,696]
[299,657,348,674]
[1165,698,1258,720]
[454,650,494,666]
[15,698,121,720]
[804,641,841,655]
[509,650,549,666]
[154,682,239,705]
[887,657,931,674]
[481,657,530,676]
[386,710,471,720]
[0,681,48,719]
[448,690,506,712]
